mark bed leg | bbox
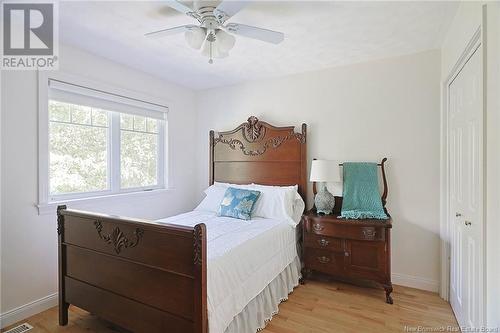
[383,283,393,304]
[57,205,69,326]
[59,302,69,326]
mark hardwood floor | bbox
[2,281,458,333]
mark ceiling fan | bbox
[145,1,285,64]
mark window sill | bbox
[36,188,174,216]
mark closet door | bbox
[448,44,484,328]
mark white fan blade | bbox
[226,23,284,44]
[166,1,196,15]
[214,1,248,22]
[145,24,197,38]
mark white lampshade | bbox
[216,30,236,53]
[200,30,235,59]
[310,160,341,182]
[185,27,206,50]
[201,40,228,59]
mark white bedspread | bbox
[156,211,298,333]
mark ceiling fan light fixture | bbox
[200,31,230,63]
[200,39,225,59]
[184,26,206,50]
[216,29,236,53]
[146,0,285,64]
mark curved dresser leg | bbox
[300,268,312,284]
[383,283,393,304]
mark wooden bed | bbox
[57,116,307,333]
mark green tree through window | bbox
[48,100,162,197]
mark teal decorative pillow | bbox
[218,187,261,220]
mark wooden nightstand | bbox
[301,209,393,304]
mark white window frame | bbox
[37,71,170,210]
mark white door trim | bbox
[440,25,482,301]
[439,13,486,327]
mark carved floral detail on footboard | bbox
[94,221,144,254]
[193,224,204,266]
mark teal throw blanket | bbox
[340,162,388,220]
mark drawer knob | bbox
[313,224,324,232]
[344,251,349,257]
[362,227,376,240]
[318,239,330,247]
[317,256,331,264]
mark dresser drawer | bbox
[304,248,345,276]
[304,233,344,252]
[306,220,385,241]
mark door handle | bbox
[456,212,462,217]
[465,221,472,226]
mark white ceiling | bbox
[59,1,459,90]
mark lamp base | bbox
[316,208,333,215]
[314,184,335,215]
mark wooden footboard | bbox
[57,205,207,333]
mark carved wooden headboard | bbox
[209,116,307,201]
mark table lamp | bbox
[310,160,341,214]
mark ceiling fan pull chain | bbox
[209,40,213,64]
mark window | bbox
[43,79,167,202]
[120,114,159,189]
[49,101,109,194]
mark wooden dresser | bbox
[301,159,393,304]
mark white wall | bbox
[441,2,484,79]
[440,2,500,327]
[0,44,198,327]
[195,50,442,291]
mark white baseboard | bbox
[0,293,58,329]
[392,273,439,292]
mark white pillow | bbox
[194,183,253,213]
[214,181,254,190]
[251,184,301,226]
[291,192,305,224]
[194,185,227,212]
[251,183,298,191]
